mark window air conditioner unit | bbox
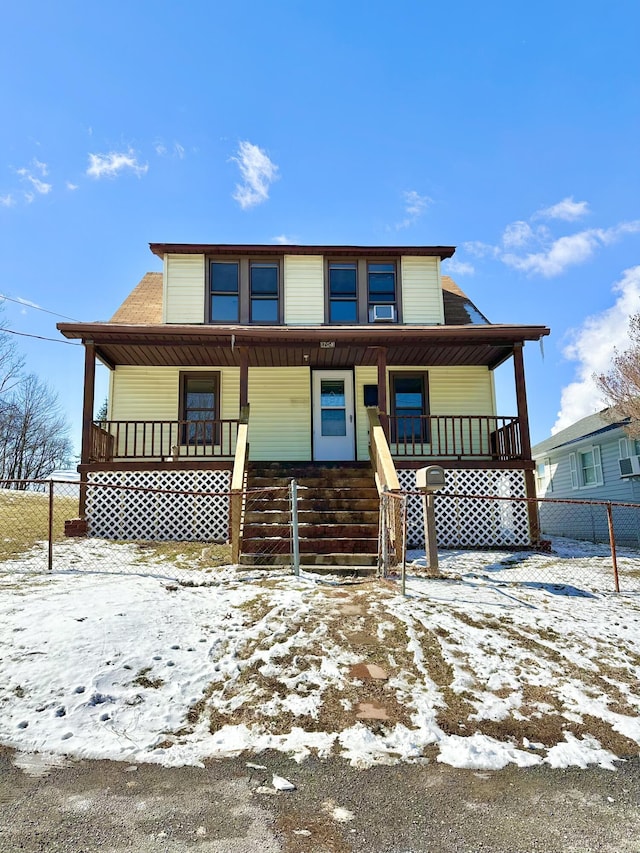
[619,455,640,477]
[371,304,395,322]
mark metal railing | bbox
[91,419,240,461]
[388,414,521,460]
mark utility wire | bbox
[1,327,81,345]
[0,293,80,323]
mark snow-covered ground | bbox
[1,538,640,774]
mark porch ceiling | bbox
[57,322,550,370]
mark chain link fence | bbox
[0,479,235,584]
[379,491,640,595]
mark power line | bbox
[0,293,80,322]
[1,327,81,346]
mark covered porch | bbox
[59,321,547,470]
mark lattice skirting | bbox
[85,470,231,542]
[397,468,530,548]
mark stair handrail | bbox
[367,406,403,566]
[231,405,250,564]
[367,407,400,494]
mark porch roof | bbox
[58,320,550,371]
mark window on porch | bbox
[180,372,219,445]
[390,372,429,443]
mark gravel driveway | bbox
[1,747,639,852]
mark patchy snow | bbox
[1,537,640,773]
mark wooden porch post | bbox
[79,341,96,517]
[239,347,249,414]
[377,347,388,437]
[513,343,540,545]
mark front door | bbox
[312,370,355,461]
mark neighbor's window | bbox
[390,372,429,443]
[569,446,603,489]
[181,373,219,444]
[328,263,358,323]
[250,262,279,322]
[368,262,396,318]
[210,262,239,323]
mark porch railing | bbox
[388,415,522,460]
[90,419,240,462]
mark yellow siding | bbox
[165,254,205,324]
[355,366,377,460]
[248,367,311,460]
[429,366,494,414]
[354,365,495,460]
[110,366,239,457]
[284,255,324,324]
[401,256,444,324]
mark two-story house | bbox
[58,243,549,568]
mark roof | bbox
[149,243,456,260]
[532,409,630,457]
[110,272,163,324]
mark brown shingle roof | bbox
[110,272,163,324]
[109,272,490,326]
[442,275,491,325]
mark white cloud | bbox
[443,258,475,276]
[395,189,432,230]
[503,221,640,277]
[17,163,52,195]
[154,143,167,156]
[0,194,14,207]
[502,220,535,249]
[552,266,640,433]
[232,141,279,209]
[23,191,35,204]
[464,240,500,259]
[66,181,78,191]
[174,142,185,159]
[272,234,297,245]
[86,149,149,179]
[536,196,590,221]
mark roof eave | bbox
[149,243,457,260]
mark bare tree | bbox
[0,373,72,488]
[0,303,24,396]
[596,313,640,437]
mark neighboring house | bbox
[58,243,549,564]
[532,409,640,546]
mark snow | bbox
[1,537,640,774]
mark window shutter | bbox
[619,438,629,459]
[569,453,578,489]
[593,445,603,485]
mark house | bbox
[57,243,549,566]
[532,409,640,546]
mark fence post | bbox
[48,479,54,572]
[606,503,620,593]
[290,479,300,576]
[401,493,407,596]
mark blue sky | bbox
[1,0,639,454]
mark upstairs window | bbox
[368,262,396,320]
[328,263,357,323]
[210,262,239,323]
[180,372,219,445]
[250,262,279,322]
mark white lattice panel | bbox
[86,470,231,542]
[397,468,530,548]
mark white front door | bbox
[312,370,355,461]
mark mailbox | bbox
[416,465,446,492]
